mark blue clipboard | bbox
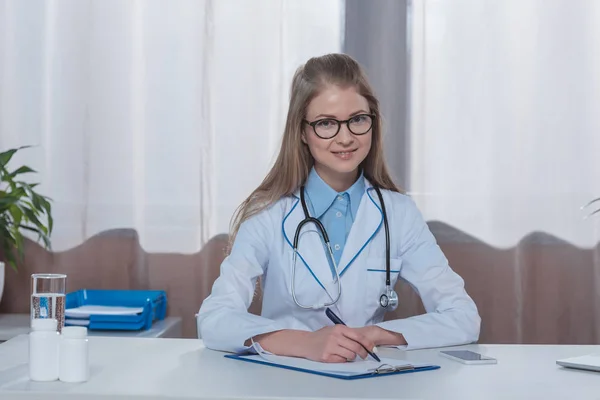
[224,353,440,380]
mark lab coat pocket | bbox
[364,258,403,317]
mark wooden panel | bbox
[3,223,599,343]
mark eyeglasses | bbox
[303,113,375,139]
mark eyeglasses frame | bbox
[303,113,376,139]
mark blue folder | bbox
[224,353,440,380]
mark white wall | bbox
[0,0,344,252]
[410,0,600,247]
[211,0,345,235]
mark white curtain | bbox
[0,0,345,252]
[409,0,600,248]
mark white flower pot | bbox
[0,261,4,305]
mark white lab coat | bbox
[196,178,481,354]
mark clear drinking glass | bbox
[31,274,67,333]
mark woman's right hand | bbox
[299,325,376,363]
[252,325,376,363]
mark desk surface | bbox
[0,335,598,400]
[0,314,182,341]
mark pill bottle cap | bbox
[61,326,88,339]
[31,318,58,331]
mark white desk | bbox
[0,314,182,342]
[0,335,598,400]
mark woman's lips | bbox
[332,148,358,160]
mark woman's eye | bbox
[316,119,336,129]
[351,115,367,124]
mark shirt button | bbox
[337,196,343,201]
[336,211,342,218]
[334,244,340,251]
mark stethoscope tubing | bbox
[291,184,394,310]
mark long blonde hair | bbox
[228,53,401,251]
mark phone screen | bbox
[441,350,493,360]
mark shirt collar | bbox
[304,167,365,219]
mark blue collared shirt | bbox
[303,168,365,268]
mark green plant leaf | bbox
[40,197,53,233]
[9,165,36,177]
[8,204,23,227]
[0,145,31,168]
[3,187,25,199]
[0,224,18,272]
[21,206,46,234]
[0,149,18,168]
[0,195,20,209]
[41,232,51,249]
[0,145,53,269]
[8,224,25,261]
[15,181,39,189]
[30,192,43,211]
[19,224,51,248]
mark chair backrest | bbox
[1,229,141,314]
[204,223,600,345]
[5,224,598,344]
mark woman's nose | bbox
[336,124,354,144]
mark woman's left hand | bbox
[354,326,407,347]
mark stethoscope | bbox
[290,185,399,311]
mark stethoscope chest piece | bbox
[379,286,399,311]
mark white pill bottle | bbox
[29,318,60,381]
[59,326,89,382]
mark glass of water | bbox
[31,274,67,333]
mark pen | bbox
[325,307,381,362]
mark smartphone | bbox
[439,350,497,365]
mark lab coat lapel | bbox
[338,185,383,277]
[282,194,340,306]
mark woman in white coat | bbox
[197,53,480,363]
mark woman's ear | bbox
[301,130,308,144]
